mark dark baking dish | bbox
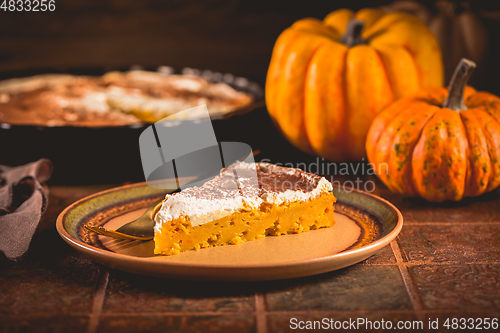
[0,66,265,185]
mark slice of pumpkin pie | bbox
[154,162,336,256]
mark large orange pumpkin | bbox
[266,8,443,161]
[366,59,500,202]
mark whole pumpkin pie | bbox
[154,162,336,255]
[0,71,253,127]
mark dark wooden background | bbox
[1,0,499,89]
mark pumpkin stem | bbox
[339,19,366,47]
[442,58,476,112]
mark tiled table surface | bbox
[1,178,499,333]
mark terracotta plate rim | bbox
[56,182,403,280]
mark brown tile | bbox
[382,188,500,223]
[359,245,396,265]
[0,315,89,333]
[96,315,255,333]
[424,312,500,332]
[399,224,500,263]
[0,229,101,316]
[265,265,412,311]
[268,312,422,333]
[102,270,254,313]
[411,265,500,310]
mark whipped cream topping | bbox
[154,162,333,230]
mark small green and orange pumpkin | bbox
[366,58,500,202]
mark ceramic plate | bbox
[56,182,403,281]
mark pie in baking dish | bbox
[0,70,253,127]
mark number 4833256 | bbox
[1,0,56,11]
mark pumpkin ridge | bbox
[266,28,302,118]
[398,43,427,90]
[373,19,443,88]
[408,107,441,196]
[465,92,500,124]
[370,99,414,143]
[470,108,500,192]
[345,44,393,160]
[373,102,427,193]
[363,12,417,40]
[301,39,335,154]
[403,44,422,87]
[353,8,385,31]
[447,110,469,200]
[274,31,328,154]
[411,109,467,201]
[303,42,345,158]
[372,44,420,99]
[291,18,341,41]
[460,110,491,197]
[401,105,441,196]
[323,8,354,34]
[390,103,439,196]
[339,44,350,160]
[304,42,348,160]
[366,98,414,174]
[372,47,392,98]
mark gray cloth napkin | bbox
[0,159,53,260]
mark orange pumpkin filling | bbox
[153,162,336,256]
[154,192,335,256]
